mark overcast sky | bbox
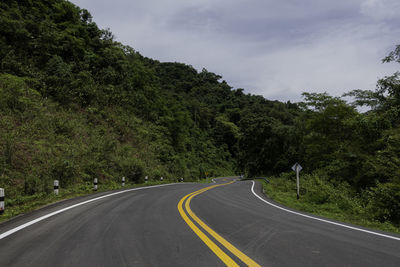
[71,0,399,102]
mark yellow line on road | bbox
[177,182,261,267]
[177,185,239,266]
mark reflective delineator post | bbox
[0,188,4,215]
[145,176,148,183]
[122,177,125,187]
[93,178,98,191]
[54,180,59,195]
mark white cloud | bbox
[247,21,399,101]
[361,0,400,20]
[71,0,400,102]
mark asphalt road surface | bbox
[0,177,399,266]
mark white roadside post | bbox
[54,180,59,195]
[145,176,148,183]
[0,188,4,214]
[160,177,163,182]
[292,163,303,199]
[93,178,98,191]
[122,177,125,187]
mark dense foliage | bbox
[0,0,399,226]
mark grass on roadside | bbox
[257,173,400,235]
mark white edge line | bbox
[0,183,176,240]
[250,181,400,241]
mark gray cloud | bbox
[71,0,400,102]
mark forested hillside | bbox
[0,0,399,227]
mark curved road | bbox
[0,178,399,266]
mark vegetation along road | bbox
[0,177,399,266]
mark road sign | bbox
[291,163,302,200]
[292,163,302,172]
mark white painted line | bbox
[250,181,400,241]
[0,183,177,240]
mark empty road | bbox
[0,178,399,266]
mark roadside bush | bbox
[303,174,332,204]
[118,156,144,183]
[366,183,400,224]
[51,158,79,188]
[0,73,40,112]
[273,172,362,215]
[24,173,49,195]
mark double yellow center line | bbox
[177,182,260,267]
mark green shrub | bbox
[24,174,49,195]
[118,156,144,183]
[366,183,400,223]
[51,159,79,187]
[303,174,332,204]
[0,74,40,112]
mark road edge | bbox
[0,183,181,240]
[250,180,400,241]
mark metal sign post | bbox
[292,163,302,199]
